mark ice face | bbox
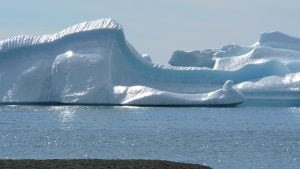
[0,19,299,106]
[51,51,113,103]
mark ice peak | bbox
[64,18,123,31]
[0,18,122,52]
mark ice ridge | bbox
[0,18,122,52]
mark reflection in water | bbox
[113,106,147,113]
[49,106,77,128]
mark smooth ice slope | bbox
[0,18,245,106]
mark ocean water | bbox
[0,106,299,169]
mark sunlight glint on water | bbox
[0,106,299,169]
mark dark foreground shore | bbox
[0,159,211,169]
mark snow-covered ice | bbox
[0,18,299,106]
[167,31,300,104]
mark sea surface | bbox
[0,105,299,169]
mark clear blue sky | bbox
[1,0,300,64]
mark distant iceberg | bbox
[169,50,215,68]
[0,18,299,106]
[168,31,300,106]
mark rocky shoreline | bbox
[0,159,211,169]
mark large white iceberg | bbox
[1,18,300,106]
[0,18,245,106]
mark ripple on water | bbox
[0,106,299,169]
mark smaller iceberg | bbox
[165,31,300,106]
[168,44,252,68]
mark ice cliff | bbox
[0,18,245,106]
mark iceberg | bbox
[167,31,300,106]
[0,18,245,106]
[1,18,299,106]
